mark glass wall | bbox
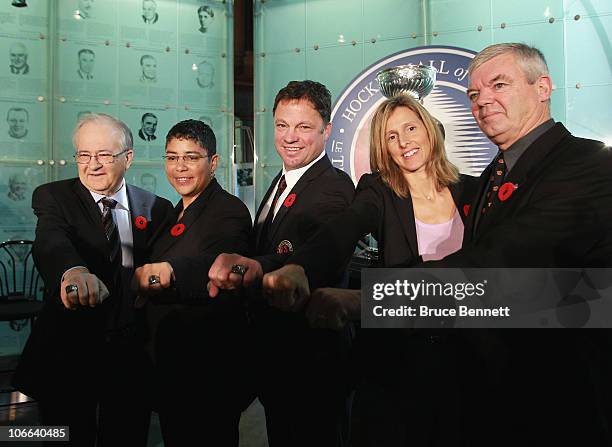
[0,0,234,355]
[254,0,612,205]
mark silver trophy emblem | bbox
[376,64,437,101]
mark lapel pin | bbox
[498,182,518,201]
[170,223,185,237]
[134,215,148,230]
[283,193,296,208]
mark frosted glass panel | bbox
[565,15,612,86]
[306,0,362,47]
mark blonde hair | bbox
[369,94,458,198]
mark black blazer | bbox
[433,123,612,446]
[254,155,355,289]
[147,178,251,304]
[439,122,612,268]
[144,179,253,411]
[289,172,479,284]
[14,178,173,399]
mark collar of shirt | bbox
[273,150,325,215]
[90,180,130,213]
[502,119,555,172]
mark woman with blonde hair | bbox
[262,93,481,446]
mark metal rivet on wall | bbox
[295,48,300,53]
[411,32,417,39]
[37,96,44,102]
[60,37,66,42]
[261,107,266,112]
[432,31,438,37]
[59,160,67,166]
[575,83,582,89]
[370,38,376,43]
[260,52,266,57]
[105,40,110,46]
[313,44,319,50]
[165,46,171,52]
[548,17,555,23]
[126,42,131,48]
[477,25,483,32]
[220,108,226,113]
[59,96,66,103]
[104,100,110,105]
[574,14,581,21]
[39,33,45,40]
[185,48,190,54]
[221,52,226,58]
[36,160,45,166]
[49,160,55,166]
[351,40,357,46]
[500,22,506,29]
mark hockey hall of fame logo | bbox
[326,45,498,182]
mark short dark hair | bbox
[272,80,332,125]
[78,48,95,58]
[197,5,214,18]
[141,112,157,123]
[140,54,156,66]
[166,119,216,155]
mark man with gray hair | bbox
[7,173,27,201]
[13,113,173,446]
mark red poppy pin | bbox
[498,182,517,202]
[170,223,185,237]
[463,204,471,217]
[284,193,297,208]
[134,215,148,230]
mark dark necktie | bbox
[482,152,507,214]
[101,197,122,267]
[257,175,287,251]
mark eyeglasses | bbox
[162,154,209,164]
[74,149,129,164]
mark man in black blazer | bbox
[209,80,355,447]
[13,113,173,447]
[428,43,612,447]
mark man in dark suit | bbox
[208,80,355,447]
[13,113,173,447]
[432,42,612,447]
[141,0,158,24]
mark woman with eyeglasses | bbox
[133,119,252,446]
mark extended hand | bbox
[133,261,175,295]
[61,267,110,310]
[262,264,310,312]
[208,253,263,298]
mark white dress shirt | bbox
[90,181,134,269]
[256,150,326,226]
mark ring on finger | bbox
[148,275,161,286]
[230,264,248,276]
[65,284,79,295]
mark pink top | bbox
[415,210,464,261]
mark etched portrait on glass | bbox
[77,48,95,80]
[139,54,157,84]
[138,113,158,142]
[142,0,158,24]
[9,42,29,75]
[197,5,214,34]
[195,60,214,89]
[75,0,94,19]
[7,107,28,139]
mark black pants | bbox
[38,336,151,447]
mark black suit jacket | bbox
[438,122,612,268]
[138,129,156,142]
[13,178,173,400]
[254,155,355,288]
[434,123,612,446]
[251,156,355,403]
[144,179,253,410]
[288,172,478,283]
